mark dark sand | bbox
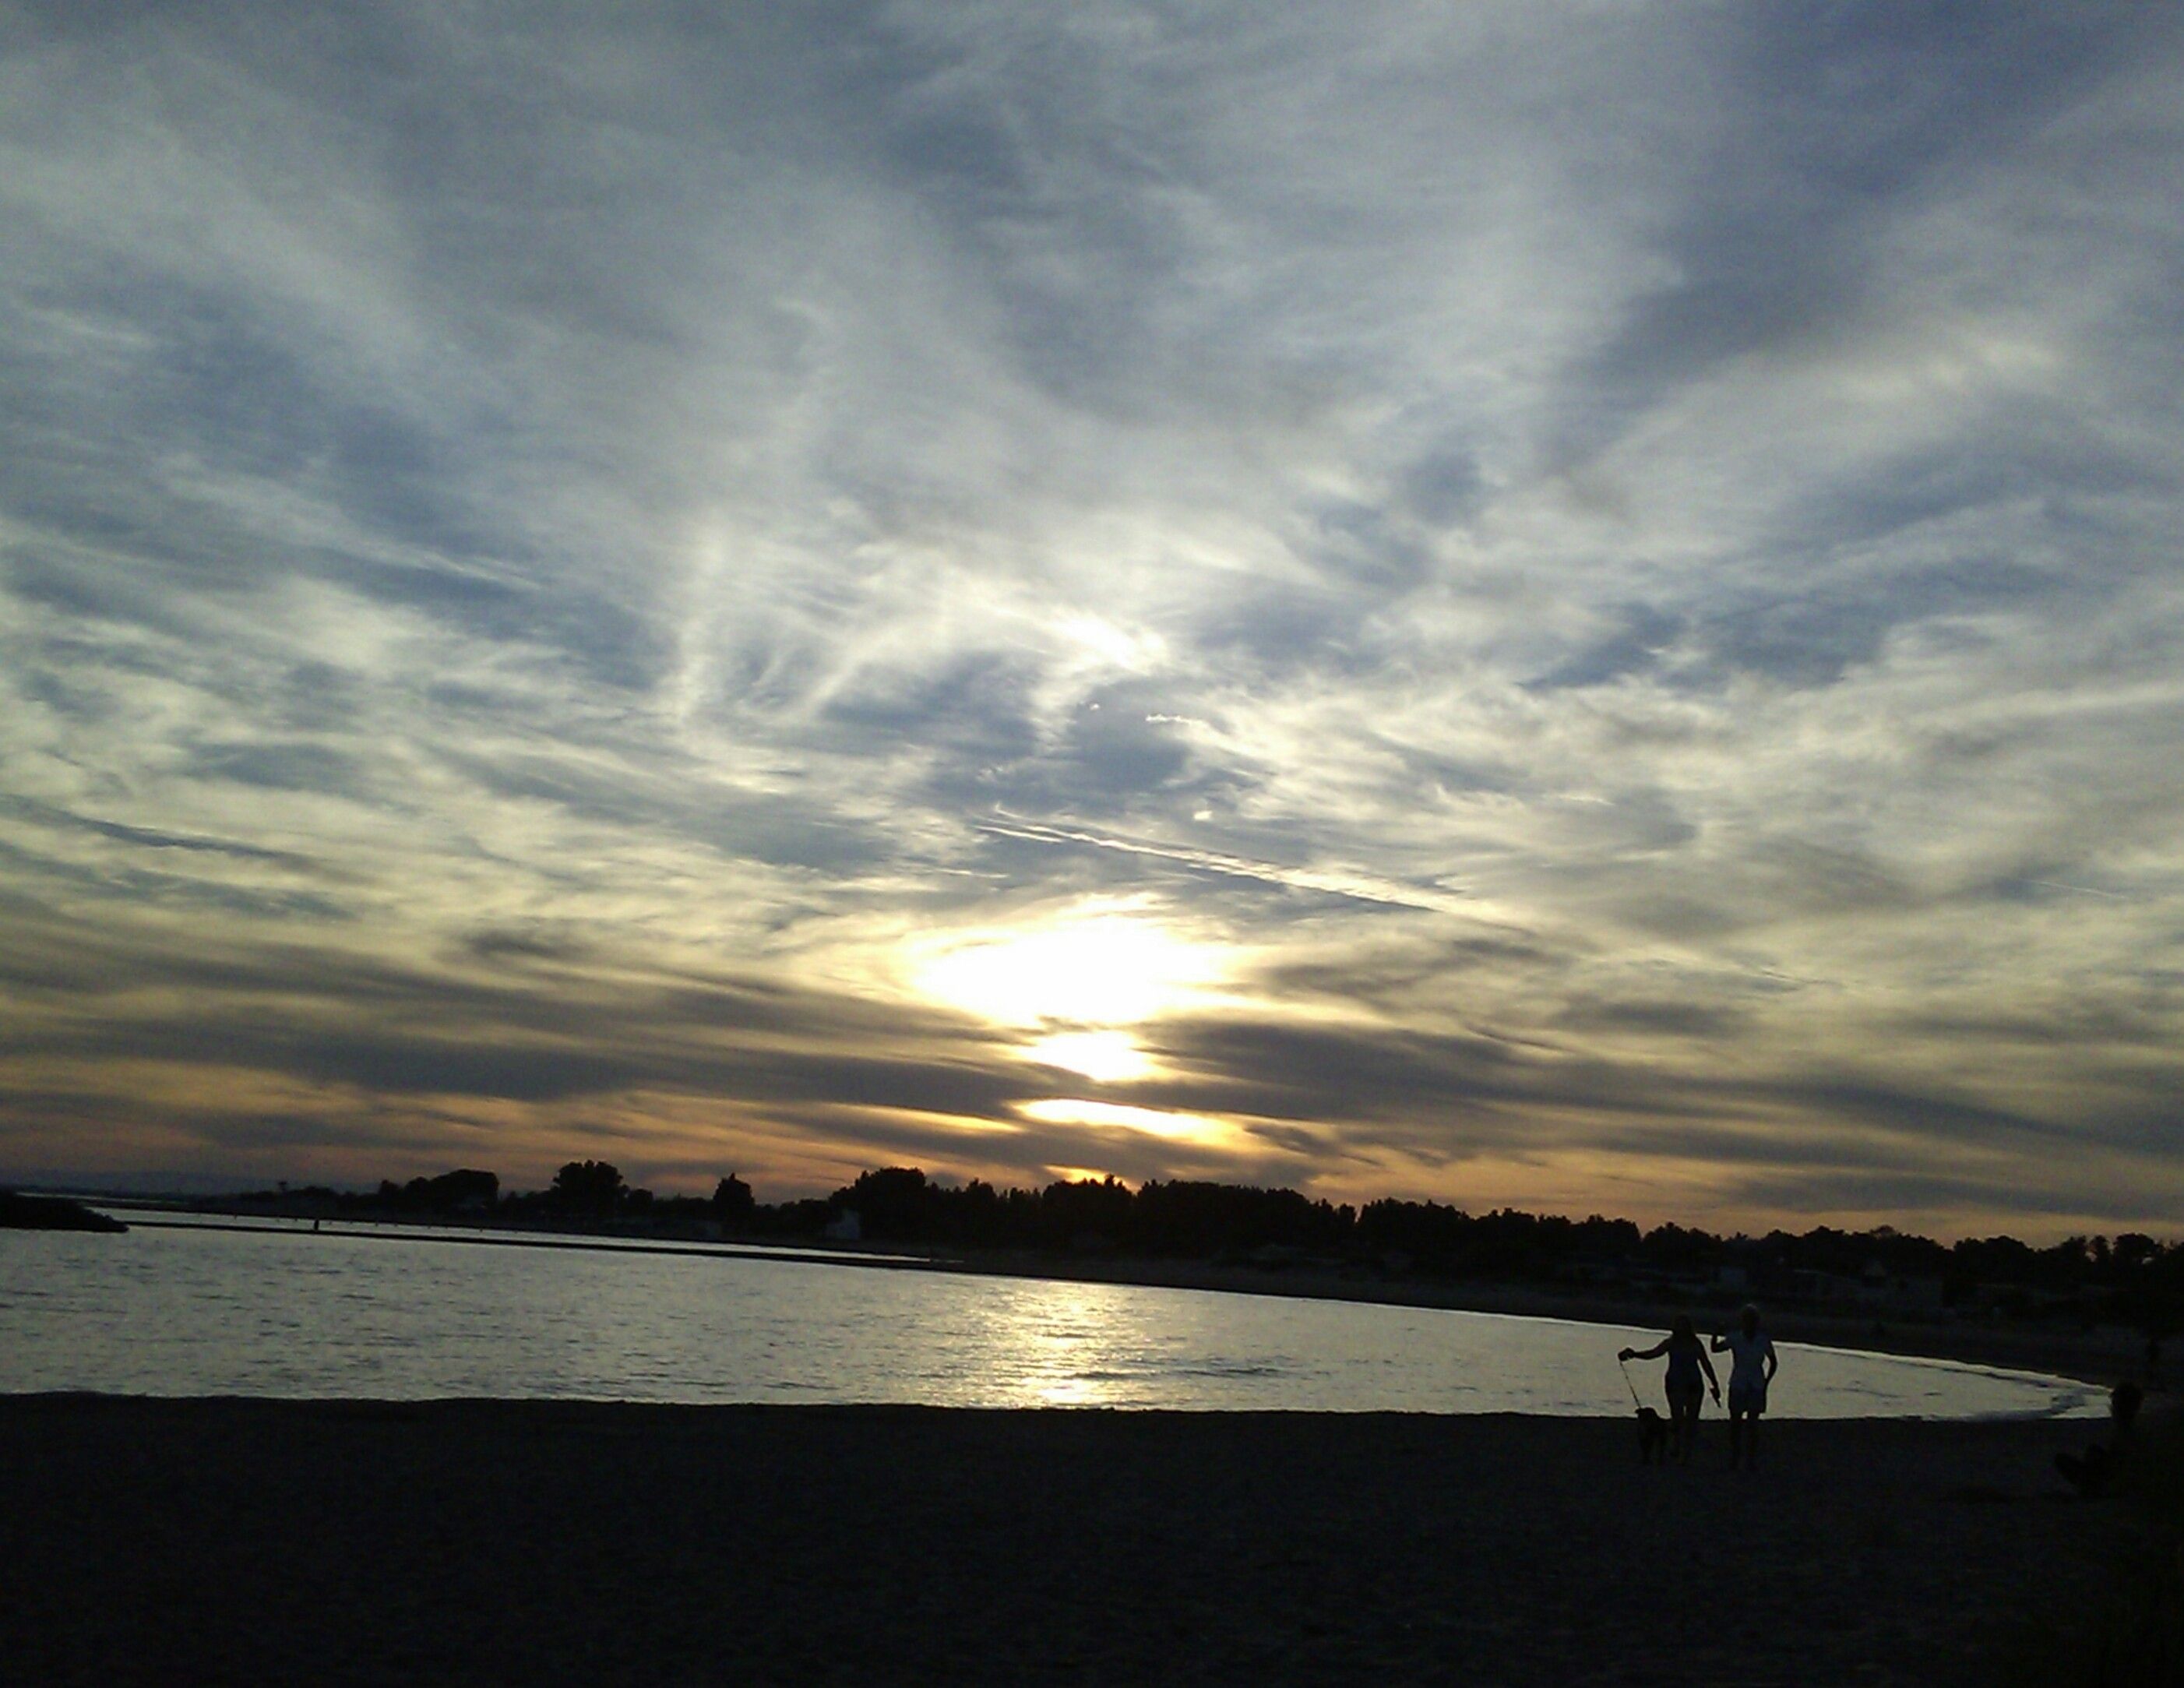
[0,1397,2122,1686]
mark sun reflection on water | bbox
[5,1225,2101,1418]
[990,1281,1129,1407]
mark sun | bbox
[908,903,1227,1084]
[911,905,1223,1031]
[1023,1030,1158,1084]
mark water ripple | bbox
[0,1223,2098,1419]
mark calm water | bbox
[0,1218,2096,1418]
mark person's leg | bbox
[1745,1404,1761,1468]
[1727,1404,1745,1468]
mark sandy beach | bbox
[0,1397,2133,1686]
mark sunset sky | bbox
[4,3,2182,1237]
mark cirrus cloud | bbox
[2,2,2181,1237]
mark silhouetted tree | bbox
[365,1168,500,1214]
[713,1175,756,1224]
[844,1167,938,1239]
[548,1160,626,1217]
[770,1197,836,1235]
[433,1168,498,1208]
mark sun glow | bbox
[1016,1097,1235,1147]
[912,907,1223,1029]
[1023,1030,1157,1084]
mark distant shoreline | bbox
[948,1249,2151,1392]
[107,1205,2147,1393]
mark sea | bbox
[0,1211,2098,1418]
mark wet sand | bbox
[0,1397,2119,1686]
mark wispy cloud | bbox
[3,2,2181,1235]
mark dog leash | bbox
[1618,1356,1644,1409]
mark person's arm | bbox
[1619,1339,1669,1361]
[1763,1338,1778,1384]
[1701,1349,1721,1398]
[1710,1333,1730,1351]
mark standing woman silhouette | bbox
[1712,1303,1780,1469]
[1620,1314,1719,1464]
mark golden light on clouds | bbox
[1043,1166,1127,1188]
[1016,1097,1238,1149]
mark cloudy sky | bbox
[4,2,2181,1236]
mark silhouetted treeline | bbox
[234,1164,755,1228]
[369,1168,501,1214]
[220,1161,2184,1332]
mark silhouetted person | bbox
[1621,1314,1718,1464]
[2112,1376,2143,1435]
[1712,1303,1779,1470]
[2055,1377,2146,1497]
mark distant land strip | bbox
[61,1156,2179,1391]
